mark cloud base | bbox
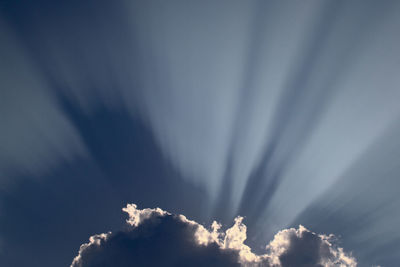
[71,204,357,267]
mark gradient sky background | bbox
[1,0,400,266]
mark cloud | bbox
[71,204,357,267]
[71,204,240,267]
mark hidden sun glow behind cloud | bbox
[71,204,357,267]
[1,0,400,266]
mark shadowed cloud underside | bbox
[1,1,400,266]
[71,204,356,267]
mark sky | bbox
[1,0,400,266]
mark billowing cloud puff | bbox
[71,204,357,267]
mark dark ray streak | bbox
[292,118,400,266]
[238,0,345,220]
[243,0,396,231]
[249,0,393,224]
[0,90,210,267]
[0,0,145,110]
[212,0,273,223]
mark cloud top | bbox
[71,204,357,267]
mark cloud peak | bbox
[71,204,357,267]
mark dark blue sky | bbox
[1,0,400,266]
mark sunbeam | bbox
[1,0,400,266]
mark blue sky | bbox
[1,1,400,266]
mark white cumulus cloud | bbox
[71,204,357,267]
